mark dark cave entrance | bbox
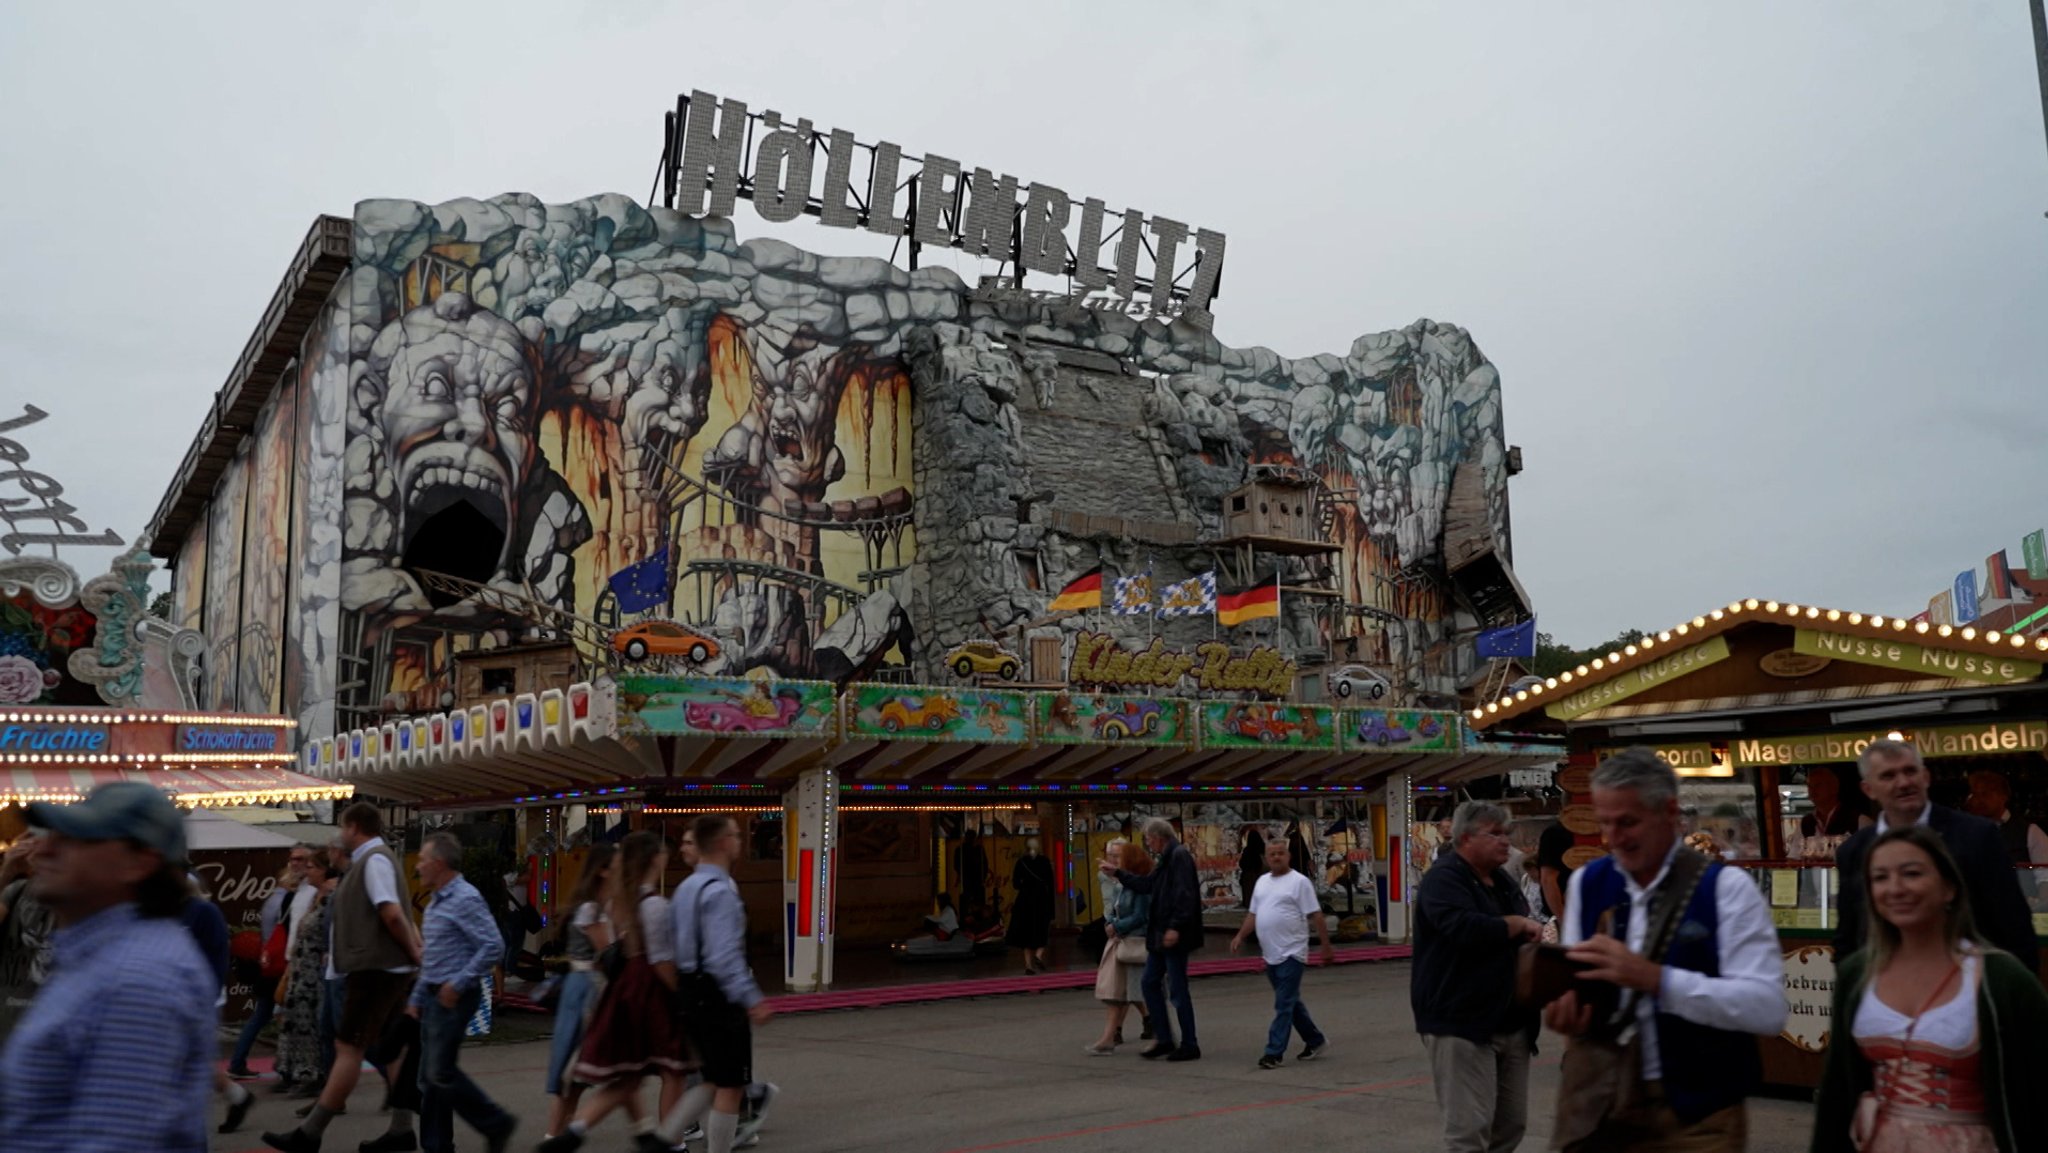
[401,500,506,609]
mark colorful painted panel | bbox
[1339,708,1460,753]
[286,285,348,737]
[1197,701,1337,751]
[238,380,296,713]
[1035,691,1189,748]
[615,675,837,739]
[171,516,207,633]
[845,684,1030,744]
[202,439,251,711]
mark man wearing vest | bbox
[266,803,423,1153]
[1543,749,1787,1152]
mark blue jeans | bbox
[1262,958,1325,1058]
[544,970,595,1095]
[317,976,347,1080]
[418,984,514,1153]
[1140,947,1197,1050]
[228,976,277,1069]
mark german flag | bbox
[1215,579,1280,627]
[1049,567,1104,612]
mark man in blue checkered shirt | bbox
[0,781,216,1153]
[407,832,517,1153]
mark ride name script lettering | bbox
[0,405,125,555]
[1067,631,1298,698]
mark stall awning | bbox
[317,679,1563,806]
[1,766,353,809]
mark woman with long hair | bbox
[272,853,337,1092]
[542,843,618,1141]
[551,832,684,1152]
[1812,826,2048,1152]
[1086,839,1152,1054]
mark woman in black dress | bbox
[1236,827,1267,909]
[1007,837,1056,974]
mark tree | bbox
[1530,628,1647,678]
[147,591,173,621]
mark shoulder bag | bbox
[1549,848,1710,1149]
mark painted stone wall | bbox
[338,194,951,692]
[185,191,1519,719]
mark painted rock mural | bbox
[166,192,1517,734]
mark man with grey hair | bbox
[1412,800,1541,1152]
[1543,748,1785,1151]
[1102,816,1205,1061]
[1832,738,2036,969]
[405,833,516,1153]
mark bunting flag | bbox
[605,548,672,614]
[1049,567,1104,612]
[1216,578,1281,627]
[1983,550,2015,601]
[1954,570,1980,624]
[1111,571,1154,615]
[1155,572,1217,618]
[2024,529,2047,580]
[1928,590,1954,626]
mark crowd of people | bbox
[0,797,776,1153]
[1410,741,2048,1153]
[10,738,2048,1151]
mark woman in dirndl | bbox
[1086,839,1152,1054]
[543,842,618,1141]
[546,831,686,1152]
[272,852,336,1091]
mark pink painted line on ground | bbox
[769,944,1411,1014]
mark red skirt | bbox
[572,956,686,1084]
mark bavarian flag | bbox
[1215,578,1280,627]
[1049,567,1104,612]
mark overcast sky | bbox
[3,2,2043,643]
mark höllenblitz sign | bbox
[660,90,1226,312]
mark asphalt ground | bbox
[210,959,1819,1153]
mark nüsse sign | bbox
[1791,628,2040,685]
[1545,636,1732,721]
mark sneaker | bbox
[1166,1046,1202,1062]
[534,1131,585,1153]
[748,1082,779,1124]
[220,1091,255,1134]
[678,1125,703,1142]
[1297,1042,1324,1062]
[734,1117,764,1149]
[1257,1054,1283,1070]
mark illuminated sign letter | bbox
[1019,184,1072,276]
[750,113,815,224]
[678,90,748,218]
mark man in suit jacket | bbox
[1833,739,2039,972]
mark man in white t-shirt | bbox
[1230,839,1334,1069]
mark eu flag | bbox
[607,551,671,614]
[1475,620,1536,660]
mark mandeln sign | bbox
[659,89,1227,313]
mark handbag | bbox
[464,972,495,1038]
[1093,946,1124,1002]
[1113,935,1148,965]
[1550,847,1709,1149]
[595,940,625,980]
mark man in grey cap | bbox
[0,781,217,1152]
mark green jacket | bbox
[1812,947,2048,1153]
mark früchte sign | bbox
[1791,628,2041,685]
[0,722,109,752]
[659,90,1226,313]
[1732,719,2048,767]
[1067,632,1297,699]
[1544,636,1733,721]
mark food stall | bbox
[1467,598,2048,1088]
